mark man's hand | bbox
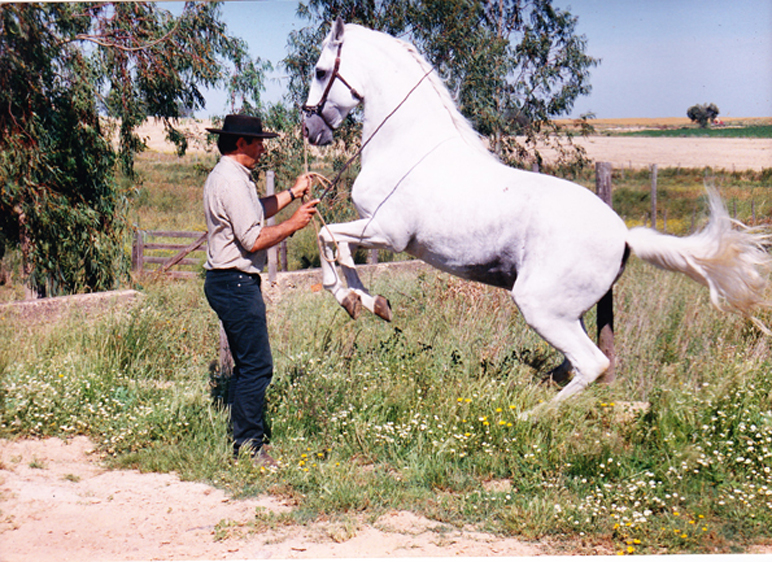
[290,199,320,231]
[291,173,314,200]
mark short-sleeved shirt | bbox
[203,156,266,273]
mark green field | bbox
[616,124,772,139]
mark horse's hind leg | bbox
[318,219,393,321]
[513,289,610,403]
[541,318,588,385]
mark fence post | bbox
[281,240,288,272]
[266,170,277,284]
[595,161,616,385]
[219,322,233,379]
[132,229,144,274]
[650,164,658,230]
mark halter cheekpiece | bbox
[302,42,363,131]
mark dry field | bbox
[135,117,772,171]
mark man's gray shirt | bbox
[203,156,266,273]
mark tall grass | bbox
[2,260,771,554]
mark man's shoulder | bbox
[208,156,251,185]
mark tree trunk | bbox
[14,204,37,301]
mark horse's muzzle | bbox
[303,112,334,146]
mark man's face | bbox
[240,137,266,169]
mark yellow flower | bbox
[495,408,503,413]
[627,546,635,554]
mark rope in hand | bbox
[301,162,340,264]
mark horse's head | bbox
[302,17,363,146]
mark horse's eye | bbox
[315,68,327,81]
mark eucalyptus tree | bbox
[0,2,267,296]
[283,0,598,169]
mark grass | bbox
[2,260,772,554]
[2,153,772,554]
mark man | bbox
[203,114,319,466]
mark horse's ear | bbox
[332,16,345,44]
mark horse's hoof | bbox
[341,293,362,320]
[373,295,392,322]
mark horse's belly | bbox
[408,243,518,289]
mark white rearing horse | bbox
[302,18,771,403]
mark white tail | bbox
[627,188,772,333]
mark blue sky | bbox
[176,0,772,119]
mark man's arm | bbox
[261,173,314,219]
[248,199,320,253]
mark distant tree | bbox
[0,2,266,297]
[283,0,599,170]
[687,103,720,128]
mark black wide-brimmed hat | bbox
[205,114,279,139]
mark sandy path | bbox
[0,437,544,561]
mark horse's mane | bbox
[351,25,494,159]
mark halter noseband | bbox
[302,42,363,130]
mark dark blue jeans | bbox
[204,269,272,457]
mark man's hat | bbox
[205,114,279,139]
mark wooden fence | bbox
[132,230,207,278]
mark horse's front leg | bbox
[318,219,394,321]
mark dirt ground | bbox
[134,118,772,171]
[0,437,545,561]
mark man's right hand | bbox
[292,199,320,230]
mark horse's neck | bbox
[360,80,468,164]
[352,29,491,169]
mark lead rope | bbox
[302,144,339,263]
